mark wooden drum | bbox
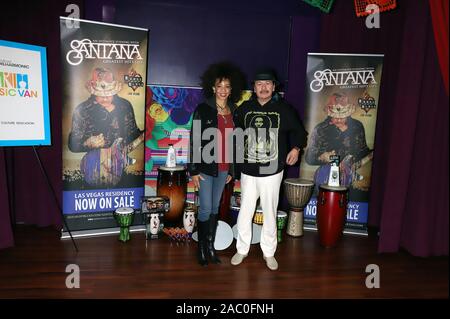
[283,178,314,237]
[316,184,349,247]
[157,165,187,226]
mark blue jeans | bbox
[197,171,228,222]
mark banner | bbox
[61,18,148,236]
[299,53,383,234]
[0,40,51,146]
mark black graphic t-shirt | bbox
[233,94,308,177]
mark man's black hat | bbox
[253,68,279,85]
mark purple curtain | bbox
[0,0,84,249]
[319,0,448,256]
[0,150,13,249]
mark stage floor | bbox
[0,225,447,299]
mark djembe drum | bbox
[113,207,135,242]
[157,165,187,226]
[316,184,349,247]
[283,178,314,237]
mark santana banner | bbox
[299,53,383,234]
[61,17,148,236]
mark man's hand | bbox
[286,148,300,165]
[84,134,105,149]
[319,150,336,163]
[226,175,233,184]
[191,174,205,190]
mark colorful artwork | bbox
[144,86,203,199]
[144,86,252,201]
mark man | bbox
[231,69,307,271]
[305,93,372,188]
[68,67,141,153]
[68,67,142,186]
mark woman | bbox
[188,61,245,266]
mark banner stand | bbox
[303,225,368,236]
[33,146,78,252]
[61,225,145,240]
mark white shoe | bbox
[263,256,278,271]
[231,253,247,266]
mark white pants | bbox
[236,171,283,257]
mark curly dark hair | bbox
[200,61,246,103]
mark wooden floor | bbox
[0,225,447,299]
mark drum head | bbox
[232,223,262,244]
[115,207,134,214]
[284,178,314,186]
[158,165,185,171]
[214,221,233,251]
[192,221,233,251]
[277,210,288,218]
[320,184,348,192]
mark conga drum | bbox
[283,178,314,237]
[316,184,349,247]
[157,165,187,226]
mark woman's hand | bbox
[226,175,233,184]
[192,174,205,190]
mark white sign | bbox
[0,40,51,146]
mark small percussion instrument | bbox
[157,165,187,226]
[276,210,288,243]
[163,227,190,242]
[113,207,135,242]
[183,208,196,234]
[145,212,162,239]
[317,184,349,247]
[142,196,170,213]
[284,178,314,237]
[252,208,264,225]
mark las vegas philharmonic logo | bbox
[310,68,377,92]
[66,39,143,66]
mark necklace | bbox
[217,103,227,124]
[216,102,226,110]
